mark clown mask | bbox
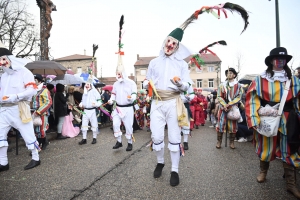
[116,72,123,82]
[272,58,286,69]
[0,56,13,74]
[85,83,92,91]
[164,36,179,56]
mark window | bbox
[140,69,146,76]
[196,67,203,73]
[208,66,214,72]
[197,79,202,88]
[77,67,82,74]
[67,67,72,70]
[208,79,214,88]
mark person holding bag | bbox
[245,47,300,199]
[215,68,243,149]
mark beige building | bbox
[134,54,222,90]
[54,54,97,76]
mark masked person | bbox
[108,15,137,152]
[78,78,102,145]
[215,68,243,149]
[32,74,52,150]
[245,47,300,198]
[0,42,41,171]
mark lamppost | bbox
[216,66,220,86]
[269,0,280,47]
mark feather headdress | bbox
[179,2,249,34]
[190,40,227,70]
[116,15,125,74]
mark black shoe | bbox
[0,163,9,172]
[56,134,67,140]
[147,128,150,132]
[79,139,87,145]
[170,171,179,186]
[153,163,165,178]
[126,143,132,151]
[184,142,189,150]
[91,138,97,144]
[195,125,199,129]
[24,160,40,170]
[113,141,123,149]
[201,124,204,126]
[181,132,183,136]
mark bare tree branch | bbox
[0,0,39,58]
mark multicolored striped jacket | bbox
[245,75,300,135]
[32,87,52,116]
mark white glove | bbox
[143,80,149,89]
[79,102,83,108]
[108,99,113,105]
[170,78,183,87]
[2,94,18,103]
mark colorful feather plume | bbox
[199,40,227,55]
[179,2,249,34]
[190,40,227,70]
[118,15,124,52]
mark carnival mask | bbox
[272,58,286,69]
[164,36,179,56]
[85,83,92,91]
[116,72,123,82]
[0,56,13,74]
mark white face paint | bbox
[164,36,179,56]
[85,83,92,91]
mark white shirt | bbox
[111,79,137,105]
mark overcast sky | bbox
[26,0,300,81]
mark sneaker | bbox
[237,137,247,142]
[247,135,253,142]
[209,125,214,128]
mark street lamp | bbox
[269,0,280,47]
[216,65,220,85]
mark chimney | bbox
[137,54,139,60]
[84,49,86,55]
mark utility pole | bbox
[269,0,280,47]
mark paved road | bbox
[0,122,298,200]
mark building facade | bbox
[54,54,97,76]
[134,54,222,90]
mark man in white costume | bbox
[108,15,137,152]
[0,42,41,171]
[143,27,192,186]
[78,78,102,145]
[180,85,195,150]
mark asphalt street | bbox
[0,122,298,200]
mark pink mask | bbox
[164,36,179,56]
[0,56,12,69]
[273,58,286,68]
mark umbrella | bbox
[50,74,84,85]
[94,82,106,88]
[25,61,67,75]
[46,75,56,79]
[102,85,113,91]
[238,79,252,85]
[79,73,99,84]
[66,69,74,75]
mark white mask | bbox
[163,36,179,56]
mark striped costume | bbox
[245,76,300,167]
[32,87,52,138]
[216,81,243,133]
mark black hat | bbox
[225,68,238,76]
[46,83,54,90]
[34,74,44,82]
[0,41,12,57]
[265,47,292,67]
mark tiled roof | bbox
[134,54,221,66]
[55,54,94,61]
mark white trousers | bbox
[0,106,39,164]
[112,106,133,140]
[150,99,181,152]
[81,109,98,132]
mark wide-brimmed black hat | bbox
[0,41,12,57]
[225,67,238,77]
[265,47,292,67]
[34,74,44,82]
